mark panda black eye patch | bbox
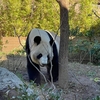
[37,53,42,59]
[34,36,41,45]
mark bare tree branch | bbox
[12,26,25,50]
[92,10,100,19]
[27,54,48,83]
[12,1,34,51]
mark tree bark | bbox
[57,0,69,89]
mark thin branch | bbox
[12,1,34,50]
[12,26,25,50]
[92,10,100,19]
[55,21,62,39]
[28,54,48,83]
[50,58,56,89]
[80,51,88,63]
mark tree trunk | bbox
[57,0,69,89]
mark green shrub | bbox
[16,82,63,100]
[92,96,100,100]
[69,39,100,65]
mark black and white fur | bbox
[25,28,59,84]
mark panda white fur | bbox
[25,28,59,84]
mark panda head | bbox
[30,35,54,67]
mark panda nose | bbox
[37,53,42,59]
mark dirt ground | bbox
[0,54,100,100]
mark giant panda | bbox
[25,28,59,84]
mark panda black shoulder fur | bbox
[25,28,59,84]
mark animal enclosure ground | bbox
[0,54,100,100]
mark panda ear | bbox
[34,36,41,45]
[49,39,54,46]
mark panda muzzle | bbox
[40,57,48,66]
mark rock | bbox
[0,67,35,100]
[0,67,23,91]
[0,67,24,100]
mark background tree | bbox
[0,0,33,36]
[0,0,60,36]
[69,0,100,37]
[57,0,69,89]
[0,0,99,37]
